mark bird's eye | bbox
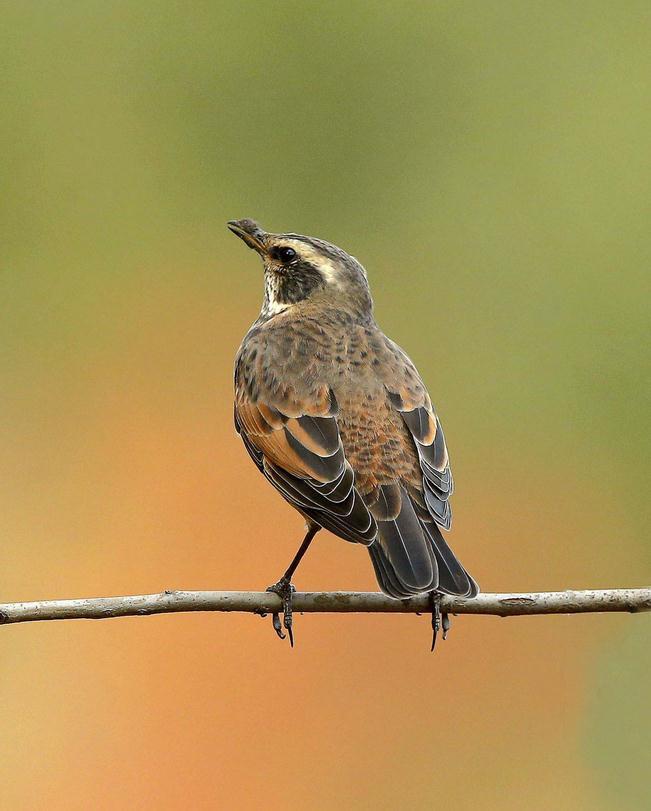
[275,246,297,263]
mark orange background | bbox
[1,3,649,809]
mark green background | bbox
[2,3,649,809]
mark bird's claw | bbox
[271,611,285,639]
[442,610,451,640]
[429,593,451,651]
[266,578,296,646]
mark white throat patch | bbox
[260,272,291,317]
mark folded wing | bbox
[385,386,478,597]
[234,385,377,545]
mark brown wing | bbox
[380,339,478,597]
[385,390,453,530]
[234,378,376,546]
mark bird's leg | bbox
[266,579,295,642]
[430,592,440,651]
[429,592,451,651]
[266,522,320,647]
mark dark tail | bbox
[367,485,478,599]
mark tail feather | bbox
[368,544,408,599]
[367,488,478,599]
[420,518,478,597]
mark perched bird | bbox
[229,218,478,645]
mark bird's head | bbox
[227,218,373,320]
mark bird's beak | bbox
[227,219,267,254]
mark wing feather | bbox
[235,381,376,545]
[384,352,478,595]
[388,397,454,531]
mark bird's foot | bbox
[429,593,451,651]
[266,578,297,647]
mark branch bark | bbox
[0,588,649,625]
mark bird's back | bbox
[235,303,478,599]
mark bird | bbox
[228,218,478,646]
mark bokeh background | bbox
[1,2,650,809]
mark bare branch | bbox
[0,588,649,626]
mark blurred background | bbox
[1,2,650,809]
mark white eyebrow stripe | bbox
[316,259,341,286]
[280,239,343,289]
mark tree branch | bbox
[0,588,649,626]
